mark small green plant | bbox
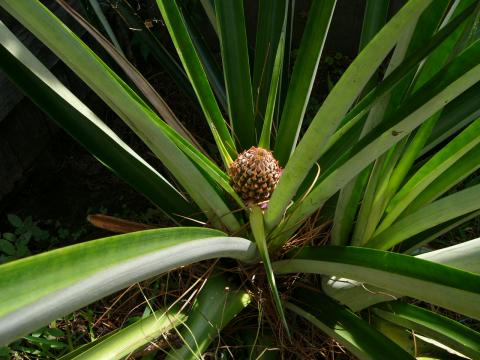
[0,214,88,265]
[0,0,480,359]
[0,214,49,264]
[7,325,67,358]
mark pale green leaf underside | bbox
[0,228,257,345]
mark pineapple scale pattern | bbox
[228,147,282,204]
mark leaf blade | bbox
[1,0,240,230]
[274,0,337,165]
[166,275,250,359]
[266,0,434,229]
[258,31,285,149]
[252,0,288,127]
[0,228,257,345]
[367,183,480,250]
[277,40,480,243]
[0,20,191,216]
[215,0,255,148]
[71,308,187,360]
[288,290,414,360]
[156,0,236,162]
[373,301,480,359]
[377,117,480,234]
[274,246,480,320]
[323,237,480,311]
[57,0,204,153]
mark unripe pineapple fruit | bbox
[227,146,282,205]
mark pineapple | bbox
[228,147,282,205]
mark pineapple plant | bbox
[0,0,480,358]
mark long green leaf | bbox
[399,210,480,254]
[376,0,480,233]
[356,0,391,95]
[140,108,242,207]
[166,275,250,359]
[266,0,434,229]
[156,0,236,163]
[70,308,187,360]
[343,17,419,246]
[319,0,476,171]
[350,146,404,246]
[384,0,480,195]
[215,0,255,148]
[274,0,336,165]
[382,69,479,225]
[0,228,257,345]
[58,330,119,360]
[258,31,285,149]
[323,236,480,311]
[274,39,480,244]
[199,0,217,34]
[359,0,390,51]
[252,0,288,126]
[178,1,227,112]
[331,169,370,246]
[57,0,204,154]
[308,0,475,177]
[169,137,244,208]
[273,246,480,320]
[403,142,480,218]
[422,82,480,154]
[348,0,454,246]
[0,20,191,217]
[373,302,480,359]
[377,117,480,233]
[277,0,295,118]
[367,184,480,250]
[287,290,414,360]
[1,0,239,231]
[67,15,236,207]
[413,0,480,91]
